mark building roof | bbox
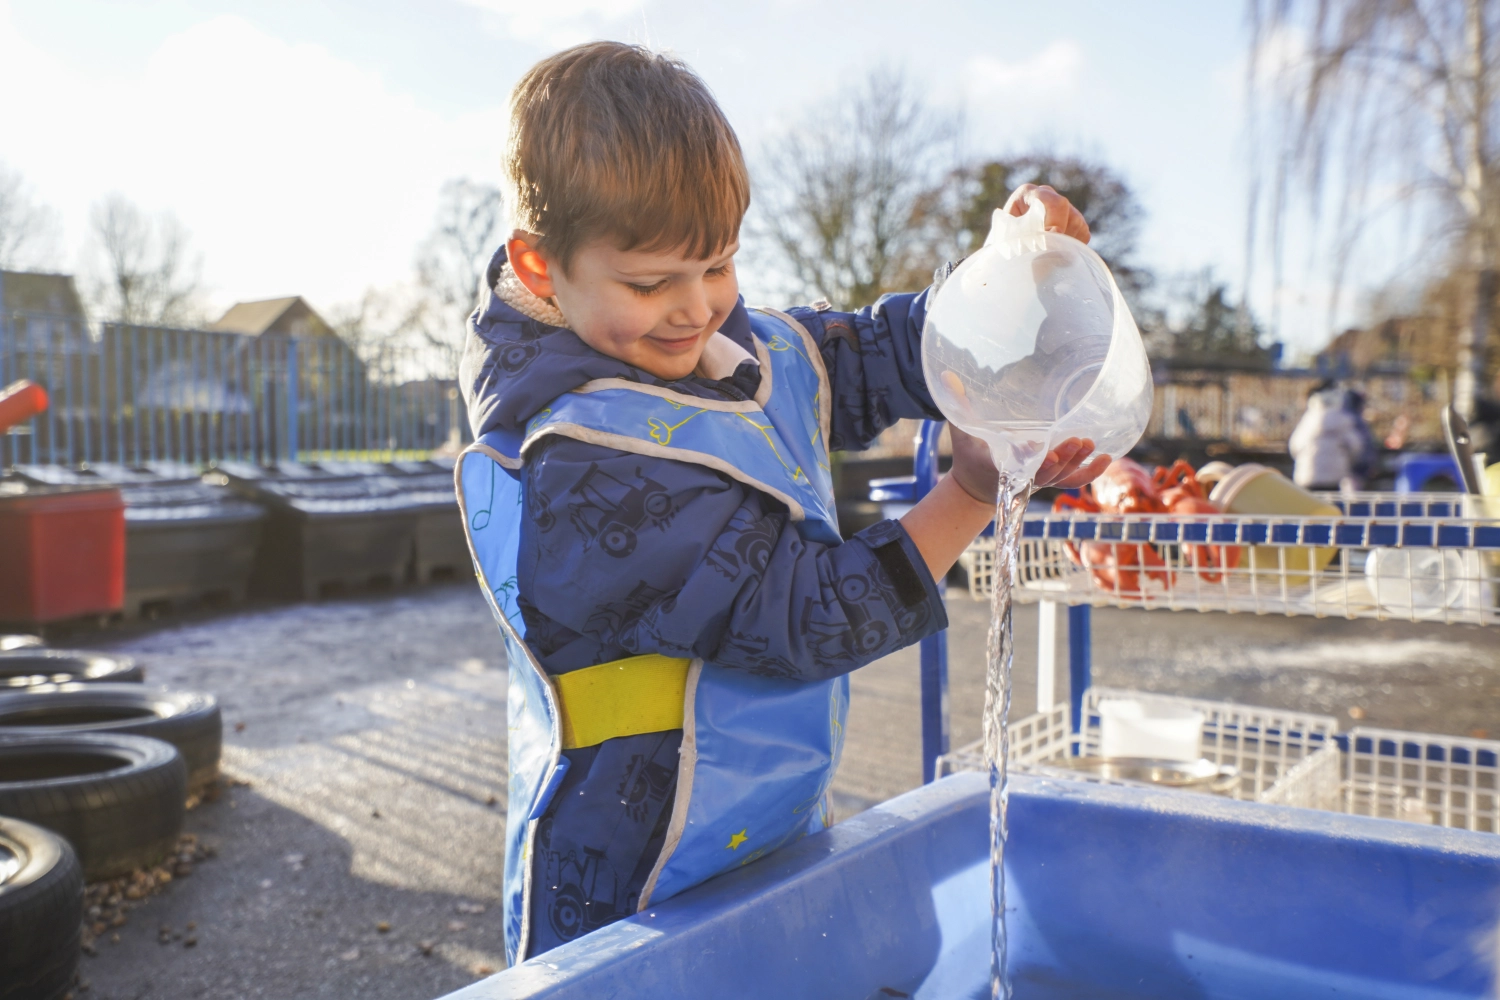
[0,270,86,317]
[206,296,332,337]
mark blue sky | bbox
[1,2,1313,346]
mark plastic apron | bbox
[455,308,849,963]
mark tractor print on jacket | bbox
[530,732,682,949]
[567,462,676,559]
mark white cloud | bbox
[459,0,645,48]
[958,40,1091,154]
[0,10,507,316]
[964,39,1084,106]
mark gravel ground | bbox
[61,581,1500,999]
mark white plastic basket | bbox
[964,491,1500,625]
[936,688,1339,803]
[1340,726,1500,833]
[1258,744,1343,812]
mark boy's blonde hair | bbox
[504,41,750,272]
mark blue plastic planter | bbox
[1395,453,1463,493]
[446,773,1500,1000]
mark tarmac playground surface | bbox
[68,582,1500,999]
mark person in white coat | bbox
[1289,385,1368,491]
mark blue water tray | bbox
[444,772,1500,1000]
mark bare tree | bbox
[754,72,961,309]
[1248,0,1500,417]
[0,162,62,271]
[330,179,503,380]
[415,178,505,365]
[85,193,205,326]
[329,284,434,361]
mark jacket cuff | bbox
[852,518,949,645]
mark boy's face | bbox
[511,235,740,381]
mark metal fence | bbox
[0,312,471,469]
[1147,369,1447,446]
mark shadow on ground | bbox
[80,584,509,1000]
[83,785,504,1000]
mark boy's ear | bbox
[507,233,556,299]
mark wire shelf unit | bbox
[962,491,1500,626]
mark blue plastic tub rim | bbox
[443,770,1500,1000]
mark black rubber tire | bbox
[0,816,83,1000]
[0,635,42,652]
[0,650,143,689]
[0,685,221,793]
[0,734,186,880]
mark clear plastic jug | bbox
[921,198,1154,479]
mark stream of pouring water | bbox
[986,472,1032,1000]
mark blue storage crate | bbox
[444,771,1500,1000]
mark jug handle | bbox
[983,196,1048,257]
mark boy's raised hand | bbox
[1003,184,1091,244]
[947,426,1110,504]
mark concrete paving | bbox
[70,582,1500,999]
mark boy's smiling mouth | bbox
[647,331,709,354]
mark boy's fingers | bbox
[1051,438,1093,470]
[1054,437,1086,461]
[1063,437,1094,460]
[1007,184,1091,244]
[1053,454,1112,489]
[1065,205,1092,244]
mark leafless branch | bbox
[85,193,205,326]
[0,162,62,272]
[1247,0,1500,412]
[751,71,961,309]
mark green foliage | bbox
[1150,271,1276,369]
[958,154,1149,299]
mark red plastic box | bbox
[0,483,125,624]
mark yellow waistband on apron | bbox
[553,654,692,750]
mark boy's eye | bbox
[705,263,732,277]
[626,280,669,296]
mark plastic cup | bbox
[1363,548,1469,614]
[1209,464,1341,586]
[1098,699,1203,763]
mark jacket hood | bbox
[460,244,756,439]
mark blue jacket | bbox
[459,247,949,957]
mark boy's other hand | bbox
[1034,437,1110,489]
[1003,184,1091,244]
[947,428,1110,504]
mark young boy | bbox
[456,41,1105,964]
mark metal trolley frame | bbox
[910,420,1500,830]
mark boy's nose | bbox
[671,285,714,330]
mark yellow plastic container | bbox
[1208,464,1341,586]
[1479,461,1500,519]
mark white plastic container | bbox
[1098,698,1203,763]
[921,198,1153,479]
[1363,547,1486,615]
